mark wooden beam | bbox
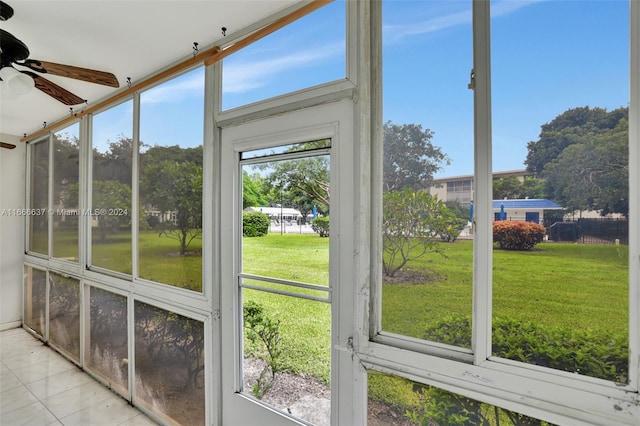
[21,0,333,143]
[21,45,221,142]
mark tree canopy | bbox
[524,106,628,215]
[493,176,544,200]
[256,141,331,217]
[383,121,450,192]
[543,119,628,215]
[141,160,203,254]
[525,106,628,175]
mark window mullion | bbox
[628,0,640,393]
[471,0,493,365]
[131,93,140,281]
[47,132,54,258]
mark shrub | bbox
[311,216,330,237]
[383,189,459,277]
[424,314,628,382]
[493,220,545,250]
[415,314,628,425]
[243,300,283,398]
[243,211,269,237]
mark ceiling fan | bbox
[0,1,119,105]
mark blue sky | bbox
[89,0,629,178]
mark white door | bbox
[219,100,355,426]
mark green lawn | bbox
[382,240,628,340]
[242,234,331,383]
[49,231,629,386]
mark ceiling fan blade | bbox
[24,72,86,105]
[21,59,119,88]
[1,142,17,149]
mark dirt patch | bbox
[163,250,201,257]
[244,357,420,426]
[382,269,440,285]
[368,399,419,426]
[244,357,330,424]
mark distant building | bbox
[429,169,531,208]
[244,206,302,223]
[492,199,562,225]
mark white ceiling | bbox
[0,0,299,137]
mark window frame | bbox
[359,1,640,424]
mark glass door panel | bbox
[238,142,332,424]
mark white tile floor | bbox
[0,328,158,426]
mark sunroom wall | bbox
[9,1,640,425]
[0,133,26,330]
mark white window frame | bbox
[218,98,357,426]
[357,1,640,425]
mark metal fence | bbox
[547,218,628,245]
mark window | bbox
[379,0,474,349]
[368,371,552,425]
[238,142,332,423]
[91,101,133,274]
[369,1,638,424]
[491,0,629,382]
[138,68,204,291]
[134,301,205,425]
[23,265,47,337]
[86,285,129,395]
[49,272,80,362]
[52,124,80,262]
[221,0,346,110]
[28,139,49,255]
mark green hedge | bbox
[395,315,629,425]
[243,211,270,237]
[424,314,628,382]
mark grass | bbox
[383,240,628,340]
[242,234,331,383]
[47,230,629,387]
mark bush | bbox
[424,314,628,382]
[243,211,270,237]
[243,300,283,398]
[493,220,545,250]
[439,218,468,243]
[311,216,330,237]
[415,314,628,425]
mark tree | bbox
[383,121,450,192]
[493,176,523,200]
[543,120,628,215]
[525,106,628,175]
[91,181,132,242]
[259,143,330,213]
[242,171,268,209]
[141,160,203,254]
[382,188,458,277]
[142,144,203,167]
[493,176,545,200]
[93,136,134,185]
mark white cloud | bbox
[384,8,471,43]
[223,42,342,94]
[384,0,545,44]
[140,70,205,104]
